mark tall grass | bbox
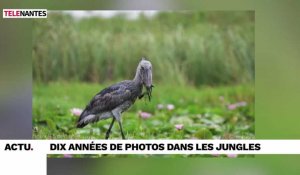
[32,11,254,86]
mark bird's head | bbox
[138,58,153,89]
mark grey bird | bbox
[77,58,153,139]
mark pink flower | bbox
[157,104,164,110]
[70,108,83,116]
[227,104,237,110]
[227,154,238,158]
[63,154,73,158]
[175,124,184,130]
[236,101,247,107]
[227,101,247,110]
[167,104,175,111]
[138,111,152,119]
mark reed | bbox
[32,11,254,86]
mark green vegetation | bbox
[33,82,254,140]
[33,11,255,156]
[33,11,254,86]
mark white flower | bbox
[227,154,238,158]
[138,111,152,119]
[157,104,164,110]
[70,108,83,116]
[175,124,184,130]
[167,104,175,111]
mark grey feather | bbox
[77,81,142,128]
[76,58,153,138]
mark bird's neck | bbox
[133,66,143,85]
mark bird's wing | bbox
[81,82,133,117]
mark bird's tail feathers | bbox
[76,121,88,128]
[76,109,91,128]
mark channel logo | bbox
[3,9,47,18]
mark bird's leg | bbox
[118,120,126,140]
[112,111,126,140]
[105,118,115,139]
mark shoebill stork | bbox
[77,58,153,139]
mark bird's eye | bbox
[141,67,145,70]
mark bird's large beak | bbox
[144,69,153,101]
[144,69,152,88]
